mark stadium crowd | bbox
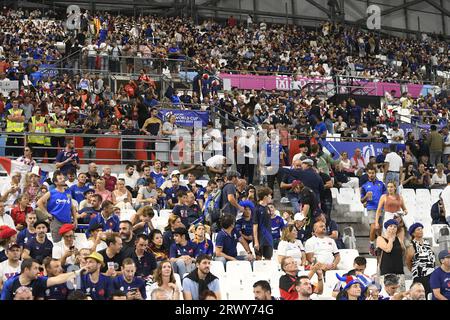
[0,6,449,301]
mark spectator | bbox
[428,125,444,166]
[69,173,92,205]
[220,171,244,216]
[55,138,80,176]
[148,229,169,262]
[235,200,254,247]
[118,164,139,197]
[269,204,285,249]
[21,221,52,264]
[431,197,449,225]
[376,219,406,291]
[277,224,306,266]
[0,173,21,212]
[127,234,156,279]
[304,221,340,271]
[336,276,365,300]
[383,144,403,187]
[5,98,25,158]
[182,254,221,300]
[430,250,450,300]
[148,259,182,300]
[361,165,387,256]
[169,227,196,276]
[0,242,21,290]
[52,223,82,266]
[253,187,274,261]
[112,258,146,300]
[375,181,407,231]
[98,232,124,276]
[214,214,254,266]
[431,163,447,188]
[9,194,32,230]
[102,165,117,192]
[94,178,112,203]
[131,206,155,236]
[16,211,37,248]
[295,276,315,301]
[88,200,120,233]
[162,215,185,252]
[403,282,426,300]
[112,179,133,210]
[191,223,214,257]
[253,280,276,300]
[315,213,345,249]
[118,220,136,257]
[0,201,16,230]
[405,223,435,296]
[79,252,113,300]
[42,257,71,300]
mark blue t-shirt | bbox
[360,179,387,210]
[164,186,189,204]
[47,188,73,223]
[89,213,120,233]
[112,275,146,299]
[17,228,36,247]
[69,184,92,203]
[80,273,113,300]
[193,239,214,257]
[430,267,450,300]
[55,149,80,175]
[314,122,327,136]
[215,228,241,258]
[236,217,253,238]
[43,280,71,300]
[253,204,273,247]
[1,274,47,300]
[265,142,283,166]
[25,236,53,264]
[169,241,197,258]
[271,216,286,240]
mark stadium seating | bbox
[336,249,359,270]
[226,260,252,274]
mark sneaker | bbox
[280,197,290,203]
[369,243,376,256]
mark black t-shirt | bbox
[129,251,157,279]
[2,274,47,300]
[98,249,124,273]
[319,173,332,202]
[120,235,136,258]
[300,186,320,220]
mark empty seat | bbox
[210,261,226,277]
[337,249,359,270]
[75,233,88,248]
[430,189,442,203]
[241,272,271,290]
[159,209,172,219]
[337,188,355,205]
[253,260,279,274]
[226,260,252,274]
[416,189,430,202]
[401,189,416,201]
[227,284,253,300]
[331,188,338,199]
[365,258,378,277]
[120,209,136,222]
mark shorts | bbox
[368,210,383,225]
[254,245,273,260]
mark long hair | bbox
[165,214,179,231]
[281,224,296,242]
[152,260,176,287]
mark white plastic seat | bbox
[241,272,271,290]
[120,209,136,222]
[210,261,226,277]
[365,258,378,277]
[337,249,359,270]
[196,180,208,188]
[401,188,416,201]
[253,260,279,274]
[75,233,88,248]
[226,260,252,274]
[337,188,355,205]
[159,209,172,219]
[227,284,253,300]
[331,188,338,199]
[430,189,442,203]
[416,189,431,203]
[321,270,347,298]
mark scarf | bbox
[186,268,218,299]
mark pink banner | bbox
[219,73,436,98]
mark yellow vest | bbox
[6,108,24,132]
[28,116,46,145]
[48,114,66,134]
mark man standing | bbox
[48,105,68,159]
[0,243,21,290]
[253,187,274,261]
[55,138,80,176]
[5,99,25,158]
[80,252,113,300]
[1,258,80,300]
[443,126,450,166]
[430,250,450,300]
[304,221,341,271]
[383,144,402,187]
[428,125,444,167]
[220,171,244,217]
[121,120,140,163]
[182,254,221,300]
[361,165,387,256]
[27,108,47,160]
[36,171,78,242]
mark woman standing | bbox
[376,219,406,291]
[147,260,181,300]
[277,225,306,266]
[161,114,178,151]
[405,223,435,296]
[375,182,408,231]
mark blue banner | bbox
[321,140,405,162]
[158,109,209,127]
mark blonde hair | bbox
[281,225,296,242]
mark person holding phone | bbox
[52,224,80,267]
[55,137,80,176]
[112,258,146,300]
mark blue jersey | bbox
[360,179,387,210]
[430,267,450,300]
[43,279,71,300]
[169,241,197,258]
[271,216,286,240]
[89,213,120,233]
[69,184,92,203]
[236,217,253,237]
[193,239,214,257]
[47,188,73,223]
[112,275,146,299]
[164,186,189,204]
[16,228,36,247]
[1,274,47,300]
[215,228,241,258]
[80,273,113,300]
[25,236,53,264]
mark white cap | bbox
[171,170,181,177]
[294,212,306,221]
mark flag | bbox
[31,166,48,184]
[0,157,32,176]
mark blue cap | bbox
[238,200,255,210]
[438,250,450,261]
[408,222,424,236]
[384,219,399,229]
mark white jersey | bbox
[0,260,21,283]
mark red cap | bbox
[0,225,17,239]
[58,224,74,236]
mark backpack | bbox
[207,189,222,225]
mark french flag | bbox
[0,157,32,176]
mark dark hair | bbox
[20,258,39,273]
[383,274,399,286]
[122,258,135,267]
[119,220,133,228]
[257,187,272,201]
[253,280,271,293]
[67,290,89,300]
[220,214,235,229]
[199,290,217,300]
[101,200,114,210]
[430,124,437,131]
[196,254,212,265]
[52,170,64,183]
[354,256,367,266]
[177,190,187,199]
[149,229,162,241]
[105,232,121,246]
[136,233,149,242]
[447,174,450,184]
[295,275,310,285]
[389,144,397,152]
[92,193,103,203]
[125,164,134,170]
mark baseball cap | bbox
[171,170,181,177]
[7,242,20,250]
[438,250,450,261]
[302,158,314,166]
[294,212,306,221]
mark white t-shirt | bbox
[0,214,16,230]
[52,241,83,265]
[85,239,107,252]
[118,173,139,189]
[384,152,403,172]
[0,260,21,283]
[146,278,183,300]
[277,240,305,260]
[389,128,404,143]
[203,129,223,152]
[205,155,226,169]
[304,236,339,265]
[237,135,256,159]
[0,183,20,209]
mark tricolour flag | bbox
[0,157,32,176]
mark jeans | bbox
[429,151,442,167]
[288,194,300,213]
[173,259,196,276]
[87,55,96,70]
[83,146,96,163]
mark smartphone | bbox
[70,245,75,250]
